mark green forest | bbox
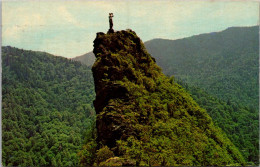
[79,30,245,166]
[177,79,258,165]
[2,46,95,166]
[144,26,259,164]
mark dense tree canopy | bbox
[2,46,95,166]
[144,26,259,164]
[177,79,259,165]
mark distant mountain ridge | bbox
[73,26,259,107]
[73,52,95,67]
[144,26,259,107]
[73,26,258,68]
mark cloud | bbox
[58,6,77,23]
[57,6,86,28]
[2,0,259,58]
[39,30,95,58]
[2,7,46,42]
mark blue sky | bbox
[2,0,259,58]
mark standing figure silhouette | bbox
[109,13,114,32]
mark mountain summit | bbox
[85,30,245,166]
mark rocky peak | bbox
[90,30,245,166]
[92,30,161,148]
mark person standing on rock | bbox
[109,13,114,32]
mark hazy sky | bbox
[2,0,259,58]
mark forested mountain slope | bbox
[2,46,95,166]
[79,30,245,166]
[177,80,258,164]
[145,26,259,108]
[144,27,259,164]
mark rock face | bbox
[92,30,159,149]
[91,30,245,166]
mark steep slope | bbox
[72,51,95,67]
[145,26,259,109]
[79,30,245,166]
[177,79,259,165]
[2,46,95,166]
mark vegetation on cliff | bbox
[79,30,245,166]
[144,26,259,164]
[2,46,95,166]
[178,80,259,165]
[74,26,259,164]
